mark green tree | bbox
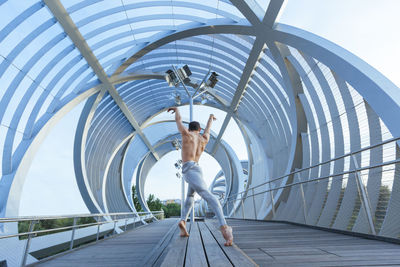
[131,184,143,212]
[162,203,181,218]
[147,194,162,211]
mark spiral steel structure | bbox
[1,0,400,245]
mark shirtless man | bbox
[168,106,233,246]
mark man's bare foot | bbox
[220,225,233,246]
[178,220,189,237]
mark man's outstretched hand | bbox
[209,114,217,121]
[168,107,177,114]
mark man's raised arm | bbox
[203,114,216,142]
[167,107,188,134]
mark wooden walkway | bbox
[32,218,400,266]
[229,219,400,266]
[34,218,177,267]
[154,220,256,266]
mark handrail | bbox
[227,159,399,202]
[226,136,400,201]
[225,157,399,237]
[0,211,162,223]
[0,210,164,266]
[0,211,164,238]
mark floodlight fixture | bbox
[172,138,181,150]
[205,72,218,88]
[177,64,192,84]
[174,162,181,169]
[166,64,193,87]
[165,69,179,87]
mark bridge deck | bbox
[32,218,400,266]
[33,218,177,266]
[230,219,400,266]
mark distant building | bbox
[162,199,181,205]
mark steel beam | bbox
[228,0,264,25]
[44,0,159,160]
[211,1,287,155]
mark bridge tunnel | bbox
[1,0,400,265]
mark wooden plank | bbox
[185,222,208,266]
[223,219,400,266]
[35,219,177,267]
[159,222,192,267]
[141,219,179,266]
[204,220,258,267]
[198,222,232,267]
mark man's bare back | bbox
[181,131,207,162]
[167,107,215,163]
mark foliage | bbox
[162,203,181,218]
[131,185,180,217]
[18,217,96,240]
[146,194,163,211]
[131,184,143,212]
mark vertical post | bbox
[190,96,195,223]
[181,177,185,220]
[351,154,376,235]
[269,182,276,218]
[189,96,193,121]
[70,217,77,250]
[96,216,101,241]
[21,220,36,267]
[227,198,230,217]
[241,193,245,219]
[113,215,117,235]
[297,173,308,224]
[189,95,195,224]
[252,188,257,220]
[124,216,128,231]
[173,64,188,223]
[225,197,229,216]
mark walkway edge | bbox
[140,219,180,266]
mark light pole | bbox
[165,65,219,223]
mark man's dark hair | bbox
[188,121,201,131]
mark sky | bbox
[18,0,400,215]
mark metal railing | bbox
[225,136,400,237]
[0,211,164,266]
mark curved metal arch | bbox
[246,78,291,150]
[238,92,282,151]
[0,1,399,245]
[24,51,88,137]
[0,2,45,42]
[85,14,211,43]
[122,65,239,101]
[286,53,331,211]
[76,90,247,218]
[246,75,291,143]
[301,54,345,225]
[271,23,400,141]
[72,1,244,30]
[101,133,135,215]
[134,125,244,213]
[0,17,58,126]
[3,48,95,177]
[136,45,247,73]
[111,24,256,77]
[0,85,100,232]
[133,51,245,81]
